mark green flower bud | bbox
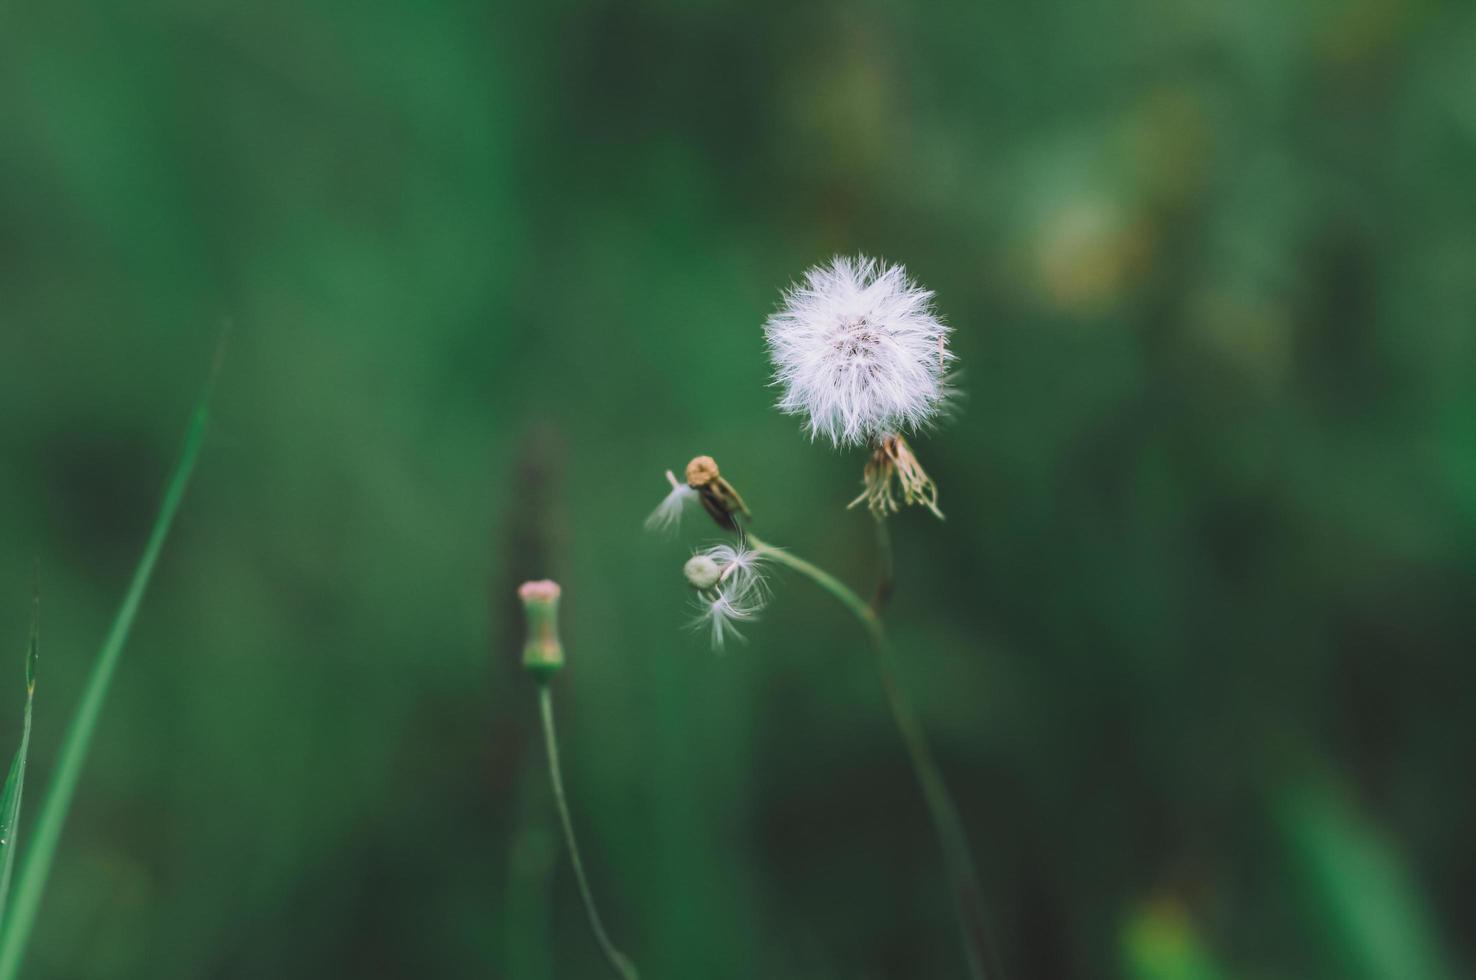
[518,580,564,677]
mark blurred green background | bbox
[2,0,1474,977]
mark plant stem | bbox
[749,531,995,980]
[504,765,557,980]
[871,517,895,613]
[537,683,639,980]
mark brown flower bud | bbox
[685,455,750,531]
[685,455,720,488]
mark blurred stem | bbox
[748,531,994,980]
[504,763,556,980]
[872,517,895,613]
[537,683,639,980]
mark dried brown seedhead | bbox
[685,455,751,532]
[685,455,721,488]
[849,435,944,521]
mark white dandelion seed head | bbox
[685,543,770,650]
[645,470,698,534]
[764,255,955,448]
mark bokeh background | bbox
[2,0,1474,977]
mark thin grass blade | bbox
[0,590,40,923]
[0,371,216,980]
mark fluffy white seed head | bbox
[686,542,770,650]
[764,255,954,448]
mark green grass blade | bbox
[0,590,40,923]
[0,380,215,980]
[1278,781,1454,980]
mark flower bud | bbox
[685,455,721,489]
[518,579,565,677]
[683,555,722,591]
[684,455,750,531]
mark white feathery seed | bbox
[686,542,770,650]
[694,591,760,650]
[764,255,954,448]
[697,542,769,599]
[645,471,697,534]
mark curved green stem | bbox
[749,532,995,980]
[537,683,639,980]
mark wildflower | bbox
[765,256,956,520]
[517,579,565,676]
[645,456,751,534]
[764,255,953,448]
[517,581,643,980]
[683,541,770,649]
